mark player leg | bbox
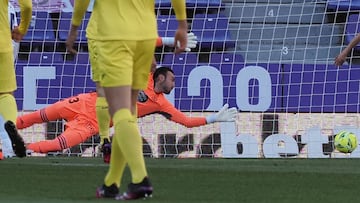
[95,85,112,163]
[89,39,111,162]
[116,39,156,200]
[99,39,155,200]
[96,133,126,198]
[95,85,110,144]
[95,40,132,198]
[95,40,151,199]
[0,52,26,157]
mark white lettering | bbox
[236,66,272,111]
[220,122,259,158]
[187,65,223,110]
[263,134,299,158]
[301,127,329,158]
[23,66,56,110]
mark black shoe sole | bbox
[4,121,26,157]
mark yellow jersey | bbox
[72,0,186,41]
[0,0,32,53]
[92,0,157,40]
[0,1,12,53]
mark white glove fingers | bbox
[187,32,198,50]
[228,107,238,113]
[226,107,238,121]
[218,104,228,114]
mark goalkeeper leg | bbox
[16,101,67,129]
[27,120,95,153]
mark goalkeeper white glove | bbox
[161,32,198,52]
[206,104,238,124]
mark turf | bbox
[0,157,359,203]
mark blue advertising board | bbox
[15,52,360,113]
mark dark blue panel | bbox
[283,64,360,112]
[22,12,56,42]
[327,0,360,11]
[345,14,360,50]
[15,51,360,113]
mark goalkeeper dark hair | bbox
[153,66,174,83]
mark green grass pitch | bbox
[0,157,359,203]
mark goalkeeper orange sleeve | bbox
[156,37,163,47]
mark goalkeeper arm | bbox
[145,98,237,127]
[158,32,198,52]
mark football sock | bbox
[16,109,45,129]
[0,94,18,124]
[104,134,126,187]
[96,97,111,144]
[113,109,147,184]
[27,137,63,153]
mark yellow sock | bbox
[113,109,147,183]
[104,134,126,187]
[96,97,110,144]
[0,94,18,124]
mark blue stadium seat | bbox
[22,12,56,42]
[162,53,199,65]
[157,15,178,37]
[327,0,360,11]
[58,12,90,43]
[191,14,235,49]
[209,53,244,64]
[345,14,360,50]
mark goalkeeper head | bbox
[152,66,175,95]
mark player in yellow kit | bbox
[66,0,196,151]
[66,0,196,163]
[68,0,188,200]
[0,0,32,158]
[16,67,237,156]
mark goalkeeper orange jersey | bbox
[138,74,207,127]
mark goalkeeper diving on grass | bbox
[15,66,238,157]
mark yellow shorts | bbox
[0,52,16,92]
[95,39,156,89]
[88,39,100,82]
